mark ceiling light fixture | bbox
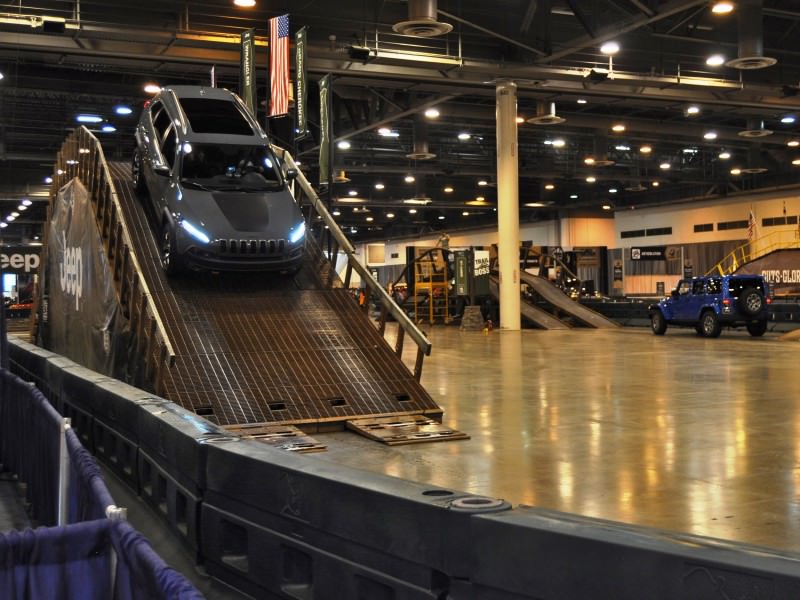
[615,145,630,151]
[114,105,133,115]
[788,140,800,147]
[457,132,471,140]
[348,189,358,196]
[374,183,385,190]
[438,215,446,220]
[608,188,618,193]
[144,83,161,94]
[652,181,660,187]
[444,186,454,193]
[76,114,103,123]
[424,107,440,118]
[577,99,587,104]
[551,139,566,148]
[337,140,351,150]
[515,116,525,124]
[611,123,626,132]
[586,176,596,183]
[478,179,488,186]
[387,212,395,218]
[602,204,612,210]
[706,54,726,66]
[544,183,555,190]
[21,199,32,206]
[792,158,800,166]
[462,211,470,216]
[600,41,620,55]
[686,105,701,116]
[584,157,596,165]
[703,131,718,140]
[711,1,734,14]
[730,167,742,175]
[640,145,652,154]
[404,174,415,183]
[233,0,256,6]
[781,115,796,124]
[718,150,731,159]
[660,162,671,170]
[101,124,117,133]
[570,194,578,199]
[409,208,417,214]
[44,176,53,184]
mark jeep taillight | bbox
[722,299,731,306]
[766,296,772,304]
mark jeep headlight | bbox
[180,219,211,244]
[289,221,306,244]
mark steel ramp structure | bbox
[519,272,620,329]
[108,161,442,428]
[489,276,570,330]
[37,127,451,435]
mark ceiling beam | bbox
[536,0,707,63]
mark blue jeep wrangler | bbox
[649,275,770,337]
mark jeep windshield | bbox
[180,143,283,191]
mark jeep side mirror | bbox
[285,168,298,181]
[671,290,679,297]
[154,164,170,177]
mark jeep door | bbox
[669,279,699,321]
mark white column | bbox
[496,80,521,330]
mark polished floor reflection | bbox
[313,325,800,552]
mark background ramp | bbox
[520,272,619,329]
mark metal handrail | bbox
[706,229,800,276]
[272,146,432,377]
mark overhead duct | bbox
[725,0,776,70]
[590,130,614,167]
[527,102,566,125]
[738,118,773,138]
[406,117,436,160]
[740,144,768,174]
[393,0,453,37]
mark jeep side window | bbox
[707,278,721,294]
[152,102,172,140]
[161,125,177,170]
[692,280,705,294]
[677,281,691,295]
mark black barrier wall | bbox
[9,336,800,599]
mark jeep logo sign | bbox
[59,232,83,310]
[0,248,41,273]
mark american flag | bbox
[269,14,290,117]
[747,209,756,241]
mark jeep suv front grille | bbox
[218,239,286,255]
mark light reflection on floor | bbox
[312,325,800,551]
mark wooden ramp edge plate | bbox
[224,424,327,453]
[346,415,470,445]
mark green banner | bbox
[319,74,331,185]
[295,27,308,139]
[240,28,256,115]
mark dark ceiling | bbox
[1,0,800,243]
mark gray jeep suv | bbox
[132,86,305,274]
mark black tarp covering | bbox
[38,178,130,378]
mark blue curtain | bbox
[66,429,115,523]
[0,520,112,600]
[0,370,62,525]
[111,520,205,600]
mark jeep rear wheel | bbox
[700,311,721,338]
[746,320,768,337]
[739,287,764,317]
[650,311,667,335]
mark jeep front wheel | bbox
[700,311,721,338]
[650,311,667,335]
[746,320,768,337]
[739,287,764,317]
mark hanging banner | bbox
[268,14,290,117]
[239,28,257,115]
[295,26,308,139]
[319,74,331,185]
[474,249,490,296]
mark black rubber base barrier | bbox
[8,335,800,599]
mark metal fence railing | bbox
[273,146,432,380]
[36,126,176,395]
[707,229,800,276]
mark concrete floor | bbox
[314,324,800,552]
